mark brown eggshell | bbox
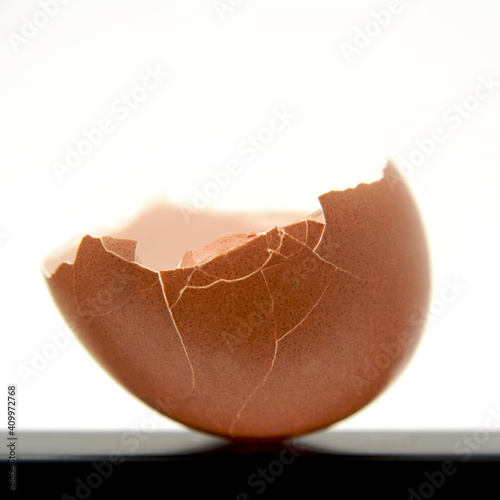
[45,161,430,441]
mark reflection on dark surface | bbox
[2,430,500,460]
[4,431,500,500]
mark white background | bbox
[1,0,499,435]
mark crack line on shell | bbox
[277,274,335,343]
[158,272,195,395]
[257,247,316,276]
[192,263,240,282]
[97,236,163,274]
[276,227,285,252]
[181,228,326,293]
[73,239,159,319]
[283,227,383,283]
[99,237,137,262]
[310,220,326,252]
[167,268,196,309]
[175,247,279,293]
[228,270,279,436]
[312,247,384,283]
[166,232,282,303]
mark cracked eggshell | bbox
[45,162,430,441]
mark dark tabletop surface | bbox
[3,431,499,498]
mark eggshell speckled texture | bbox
[45,162,430,441]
